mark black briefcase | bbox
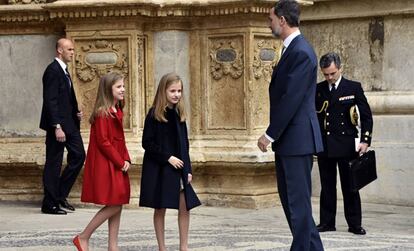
[349,150,377,192]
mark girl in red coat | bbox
[73,72,131,251]
[140,72,201,251]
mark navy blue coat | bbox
[139,108,201,210]
[266,35,323,155]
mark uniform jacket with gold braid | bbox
[315,77,373,158]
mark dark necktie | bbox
[65,67,72,88]
[281,46,286,57]
[330,83,336,98]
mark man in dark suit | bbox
[315,52,373,235]
[257,1,324,250]
[39,38,85,215]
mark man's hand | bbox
[77,111,83,121]
[257,134,271,152]
[187,173,193,184]
[168,156,184,169]
[357,142,369,156]
[55,128,66,142]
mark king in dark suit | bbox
[39,38,85,215]
[257,1,324,250]
[315,52,373,235]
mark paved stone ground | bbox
[0,200,413,251]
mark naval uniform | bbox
[315,76,373,229]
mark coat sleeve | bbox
[94,116,125,169]
[42,68,62,127]
[355,83,373,145]
[142,111,171,165]
[266,51,316,140]
[183,122,192,174]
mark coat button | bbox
[342,132,345,135]
[341,122,344,125]
[327,132,330,135]
[326,122,330,125]
[341,113,344,116]
[326,113,329,116]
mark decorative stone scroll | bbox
[252,38,279,82]
[209,39,244,80]
[75,39,128,83]
[8,0,47,4]
[73,38,129,129]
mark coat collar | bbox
[271,35,303,81]
[329,77,348,105]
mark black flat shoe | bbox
[348,226,366,235]
[59,199,75,211]
[316,224,336,232]
[41,206,67,215]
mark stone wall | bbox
[0,0,413,208]
[302,0,414,206]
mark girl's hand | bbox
[187,173,193,184]
[122,161,130,172]
[168,156,184,169]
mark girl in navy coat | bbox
[139,72,201,251]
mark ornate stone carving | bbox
[209,39,244,80]
[206,35,246,130]
[253,38,279,82]
[8,0,47,4]
[73,39,129,129]
[75,39,128,83]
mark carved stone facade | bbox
[8,0,48,4]
[1,0,414,208]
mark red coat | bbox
[81,108,130,205]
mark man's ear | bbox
[280,16,286,25]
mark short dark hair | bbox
[319,52,341,69]
[274,0,300,27]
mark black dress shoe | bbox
[316,224,336,232]
[348,226,366,235]
[41,206,67,215]
[59,199,75,211]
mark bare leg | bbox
[77,205,122,251]
[108,206,122,251]
[178,192,190,251]
[154,208,167,251]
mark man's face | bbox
[268,7,282,38]
[321,62,342,85]
[58,40,75,64]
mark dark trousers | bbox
[42,130,85,209]
[275,154,324,251]
[317,156,362,228]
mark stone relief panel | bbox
[136,35,146,128]
[207,35,245,130]
[251,35,281,130]
[8,0,48,4]
[73,38,130,130]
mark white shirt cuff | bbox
[265,133,275,143]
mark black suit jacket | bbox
[40,60,80,134]
[315,77,373,158]
[267,35,323,155]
